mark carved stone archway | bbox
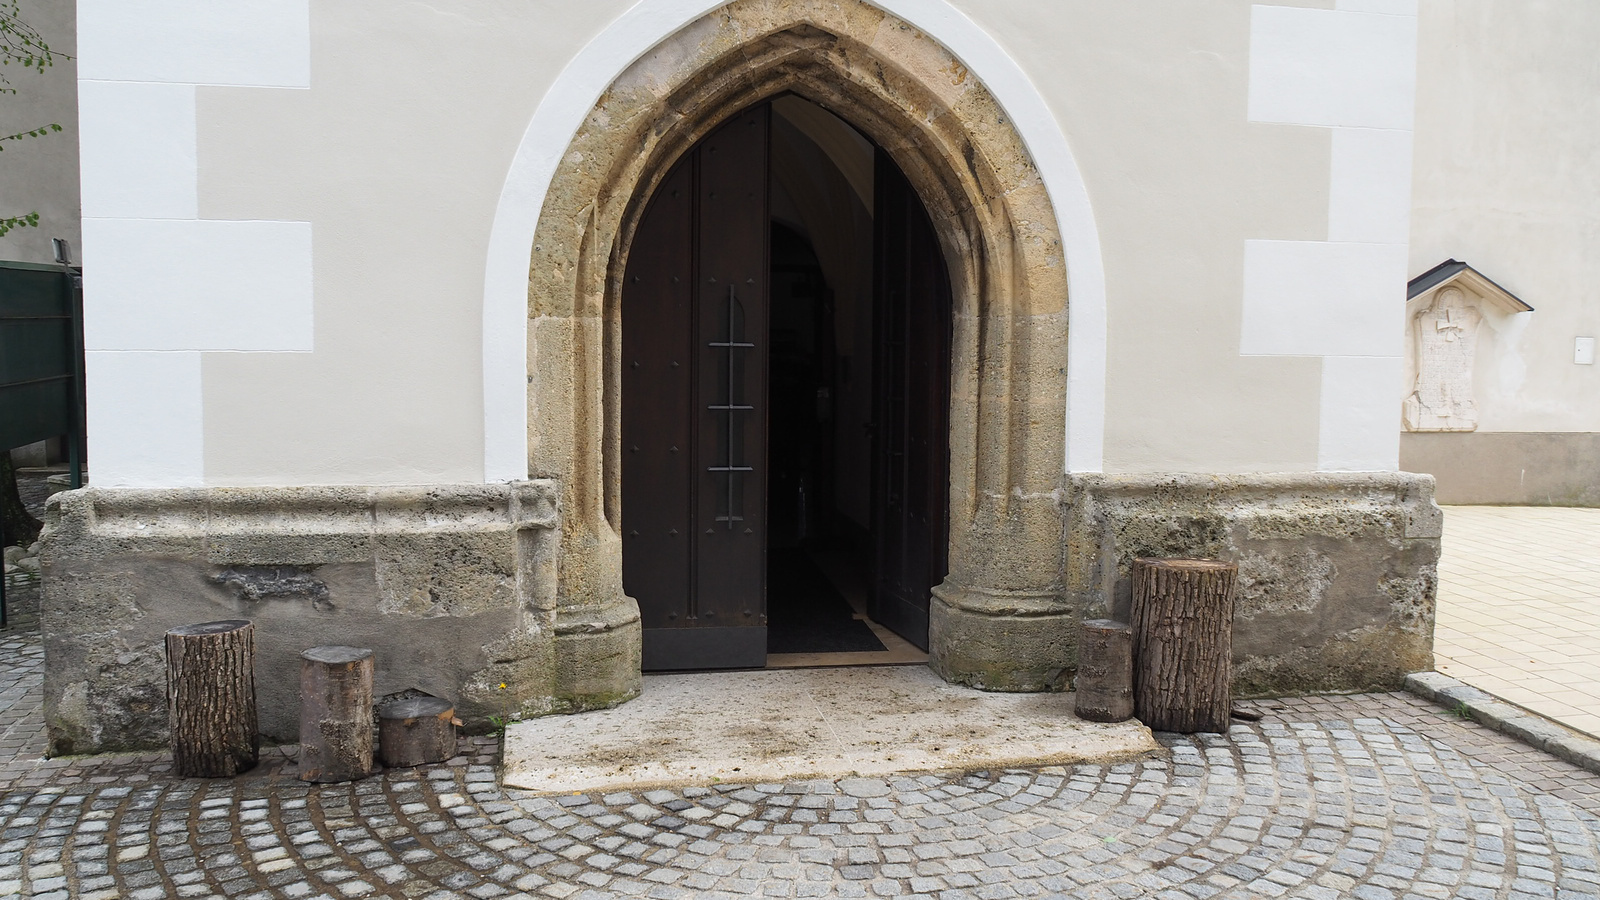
[527,0,1073,709]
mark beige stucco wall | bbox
[119,0,1382,485]
[1411,1,1600,433]
[0,0,79,266]
[196,1,633,484]
[957,0,1332,474]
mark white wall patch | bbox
[85,351,205,487]
[1318,356,1402,471]
[77,0,310,88]
[82,219,314,353]
[77,82,199,220]
[1241,240,1408,358]
[1249,5,1418,130]
[1329,127,1413,244]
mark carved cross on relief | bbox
[1404,287,1483,432]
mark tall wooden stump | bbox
[166,620,259,777]
[378,696,459,768]
[299,646,374,783]
[1131,558,1238,733]
[1074,619,1134,723]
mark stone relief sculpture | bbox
[1404,286,1483,432]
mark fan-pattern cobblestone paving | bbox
[0,689,1594,899]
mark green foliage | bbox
[0,211,38,237]
[1,0,57,90]
[1,0,63,235]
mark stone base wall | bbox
[42,474,1439,754]
[1062,473,1441,697]
[39,482,645,756]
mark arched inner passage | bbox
[621,95,952,671]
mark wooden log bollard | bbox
[166,620,259,777]
[1131,558,1238,733]
[1074,619,1134,723]
[378,696,460,768]
[298,646,375,783]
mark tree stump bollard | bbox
[166,620,259,777]
[378,696,459,768]
[1131,558,1238,733]
[298,646,375,783]
[1074,619,1134,722]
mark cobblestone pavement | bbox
[0,583,43,765]
[1434,506,1600,738]
[0,687,1592,899]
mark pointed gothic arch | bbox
[513,0,1084,707]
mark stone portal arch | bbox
[523,0,1077,709]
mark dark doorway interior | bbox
[622,95,950,671]
[765,222,886,655]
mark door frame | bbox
[519,6,1076,708]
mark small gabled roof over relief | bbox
[1407,259,1534,312]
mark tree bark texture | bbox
[165,620,259,777]
[0,452,41,549]
[1131,558,1237,734]
[298,646,374,783]
[378,696,459,768]
[1074,619,1134,723]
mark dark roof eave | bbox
[1406,259,1532,311]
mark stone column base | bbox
[928,583,1075,692]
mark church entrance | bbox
[622,96,952,671]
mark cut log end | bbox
[168,619,252,637]
[301,645,374,666]
[378,696,458,769]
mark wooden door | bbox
[623,104,770,670]
[869,148,952,651]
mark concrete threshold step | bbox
[502,665,1159,794]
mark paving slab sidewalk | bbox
[1434,505,1600,737]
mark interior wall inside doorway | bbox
[769,96,876,535]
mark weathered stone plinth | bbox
[1062,473,1440,697]
[41,482,641,756]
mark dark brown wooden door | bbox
[869,148,952,651]
[623,104,770,670]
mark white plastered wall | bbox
[76,0,1423,487]
[1241,0,1417,472]
[1409,1,1600,433]
[77,0,313,487]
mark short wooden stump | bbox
[1074,619,1134,723]
[298,645,374,783]
[378,696,459,768]
[166,619,259,777]
[1131,558,1238,734]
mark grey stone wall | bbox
[39,482,594,756]
[41,473,1440,755]
[1062,473,1440,697]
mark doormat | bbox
[766,550,887,654]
